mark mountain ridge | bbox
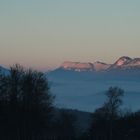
[56,56,140,72]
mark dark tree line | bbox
[0,65,54,139]
[82,87,140,140]
[1,65,140,140]
[0,65,77,140]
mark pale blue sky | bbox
[0,0,140,70]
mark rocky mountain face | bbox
[60,61,110,72]
[60,61,94,72]
[109,56,140,71]
[110,56,132,68]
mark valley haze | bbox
[1,56,140,112]
[48,56,140,112]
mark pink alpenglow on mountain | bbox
[109,56,132,70]
[61,61,94,72]
[60,61,110,72]
[59,56,140,72]
[113,56,132,67]
[110,56,140,70]
[93,61,110,71]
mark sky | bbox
[0,0,140,71]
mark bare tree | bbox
[0,64,54,139]
[89,87,124,140]
[105,87,124,140]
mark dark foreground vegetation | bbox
[0,65,140,140]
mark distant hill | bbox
[53,108,92,135]
[0,66,9,75]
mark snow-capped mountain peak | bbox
[109,56,132,70]
[114,56,132,66]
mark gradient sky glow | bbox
[0,0,140,70]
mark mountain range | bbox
[56,56,140,72]
[1,56,140,74]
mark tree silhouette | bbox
[105,87,124,140]
[89,87,124,140]
[0,64,54,140]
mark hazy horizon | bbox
[0,0,140,70]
